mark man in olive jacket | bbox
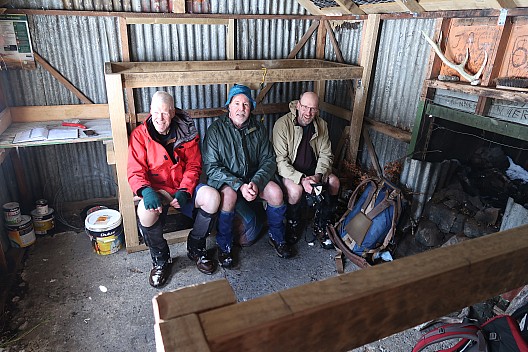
[203,84,294,268]
[272,91,340,249]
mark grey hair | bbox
[151,91,174,108]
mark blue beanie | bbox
[225,84,256,111]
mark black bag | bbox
[412,315,528,352]
[328,177,402,272]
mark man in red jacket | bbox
[128,91,220,287]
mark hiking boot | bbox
[217,247,234,269]
[187,252,216,275]
[286,219,302,245]
[149,263,171,288]
[268,237,294,259]
[314,225,335,250]
[319,233,335,250]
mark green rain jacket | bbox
[202,114,277,192]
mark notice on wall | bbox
[0,14,35,70]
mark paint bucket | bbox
[35,199,49,215]
[3,202,21,225]
[6,215,36,248]
[31,208,55,235]
[84,209,124,255]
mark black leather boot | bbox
[286,203,303,245]
[187,209,217,275]
[139,220,172,287]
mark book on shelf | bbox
[12,127,79,144]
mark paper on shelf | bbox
[13,127,78,143]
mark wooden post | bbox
[314,19,327,100]
[347,14,380,164]
[475,16,513,115]
[104,72,139,250]
[420,18,451,100]
[119,17,137,127]
[394,0,425,13]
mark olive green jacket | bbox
[272,100,334,184]
[203,114,277,192]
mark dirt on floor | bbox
[0,220,459,352]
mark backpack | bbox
[412,315,528,352]
[327,177,402,272]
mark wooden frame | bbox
[153,224,528,351]
[104,59,363,253]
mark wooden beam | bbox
[105,73,138,250]
[153,280,236,323]
[475,16,513,115]
[9,104,109,122]
[296,0,323,15]
[314,20,327,100]
[125,17,228,25]
[33,51,93,104]
[364,117,412,143]
[362,126,382,177]
[9,7,528,20]
[107,59,349,74]
[425,79,528,103]
[421,18,452,100]
[155,314,211,352]
[193,225,528,352]
[324,20,355,99]
[496,0,528,9]
[319,101,351,121]
[123,229,190,253]
[394,0,425,13]
[0,107,12,135]
[256,20,319,104]
[334,0,366,15]
[119,17,138,127]
[119,65,362,89]
[348,14,380,164]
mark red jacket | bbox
[127,112,202,196]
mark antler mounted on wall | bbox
[421,31,488,86]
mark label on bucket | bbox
[4,202,21,225]
[88,234,124,255]
[31,208,55,235]
[7,215,36,247]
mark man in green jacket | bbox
[203,84,294,268]
[272,91,340,249]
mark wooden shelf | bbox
[0,104,112,149]
[0,119,112,148]
[424,79,528,103]
[105,59,363,88]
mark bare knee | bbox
[261,181,284,206]
[327,174,340,196]
[283,179,303,204]
[220,186,237,212]
[137,200,160,227]
[195,186,220,214]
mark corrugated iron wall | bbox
[361,18,436,170]
[0,3,444,228]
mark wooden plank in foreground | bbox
[155,314,211,352]
[197,225,528,352]
[152,279,236,323]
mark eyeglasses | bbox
[299,103,319,113]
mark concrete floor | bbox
[2,225,428,352]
